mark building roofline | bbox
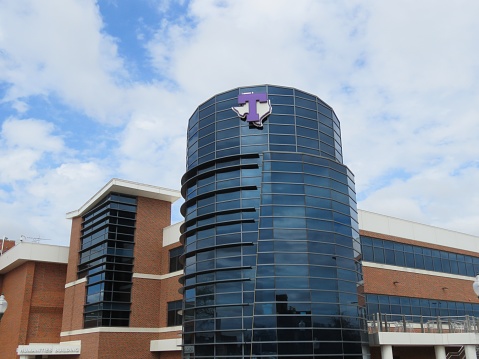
[0,242,69,274]
[66,178,181,219]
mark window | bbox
[169,246,184,272]
[80,193,137,328]
[167,300,183,326]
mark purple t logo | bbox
[232,92,272,127]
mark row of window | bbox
[190,115,338,147]
[362,236,479,276]
[192,115,338,143]
[366,294,479,318]
[195,92,334,123]
[187,87,343,168]
[183,154,259,194]
[80,193,137,329]
[188,142,340,168]
[191,86,336,125]
[183,342,362,359]
[82,193,137,222]
[189,123,340,160]
[79,241,134,265]
[183,310,362,333]
[184,306,362,327]
[187,173,353,209]
[182,342,363,359]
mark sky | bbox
[0,0,478,246]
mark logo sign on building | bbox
[232,92,272,128]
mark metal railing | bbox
[446,346,465,359]
[368,313,479,334]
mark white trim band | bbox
[133,271,183,281]
[65,277,87,288]
[61,326,181,337]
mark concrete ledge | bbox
[132,271,182,281]
[61,326,181,337]
[370,332,479,346]
[150,338,182,352]
[0,242,69,274]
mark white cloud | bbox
[0,0,478,245]
[0,161,110,245]
[0,0,128,123]
[143,0,479,235]
[0,117,65,182]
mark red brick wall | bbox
[361,229,479,305]
[130,196,179,328]
[363,266,479,304]
[134,197,171,275]
[27,262,66,343]
[1,239,16,254]
[159,276,183,328]
[66,216,82,283]
[0,262,34,359]
[61,281,86,332]
[59,332,180,359]
[130,277,162,328]
[0,260,67,359]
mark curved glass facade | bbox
[181,85,366,358]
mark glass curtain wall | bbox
[79,193,136,328]
[180,85,366,358]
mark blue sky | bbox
[0,0,479,245]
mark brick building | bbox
[1,179,184,359]
[0,240,69,359]
[2,84,479,359]
[359,210,479,359]
[0,178,479,358]
[59,178,183,359]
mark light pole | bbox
[0,294,7,321]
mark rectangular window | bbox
[169,246,184,272]
[167,300,183,326]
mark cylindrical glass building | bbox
[180,85,366,358]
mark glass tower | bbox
[180,85,366,358]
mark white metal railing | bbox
[367,313,479,334]
[446,346,465,359]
